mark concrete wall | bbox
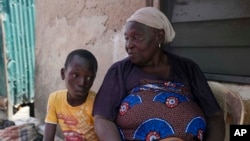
[34,0,250,130]
[34,0,160,123]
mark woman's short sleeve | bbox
[189,63,221,117]
[92,62,127,121]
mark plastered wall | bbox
[35,0,250,131]
[35,0,160,124]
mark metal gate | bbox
[0,0,35,118]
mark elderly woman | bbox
[93,7,225,141]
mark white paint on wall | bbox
[112,31,127,62]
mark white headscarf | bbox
[126,7,175,44]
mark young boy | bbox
[43,49,99,141]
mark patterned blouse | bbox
[93,51,221,141]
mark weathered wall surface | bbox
[34,0,159,124]
[35,0,250,134]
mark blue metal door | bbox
[0,0,35,116]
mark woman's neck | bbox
[142,52,170,78]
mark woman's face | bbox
[124,21,160,67]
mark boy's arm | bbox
[43,123,57,141]
[94,115,122,141]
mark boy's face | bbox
[61,55,96,100]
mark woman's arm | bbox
[43,123,57,141]
[205,110,225,141]
[184,62,225,141]
[94,115,122,141]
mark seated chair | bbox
[208,81,245,141]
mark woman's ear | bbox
[61,68,65,80]
[157,29,165,43]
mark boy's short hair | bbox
[64,49,98,72]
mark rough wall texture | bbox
[34,1,250,138]
[34,0,158,124]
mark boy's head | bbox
[64,49,98,72]
[61,49,98,101]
